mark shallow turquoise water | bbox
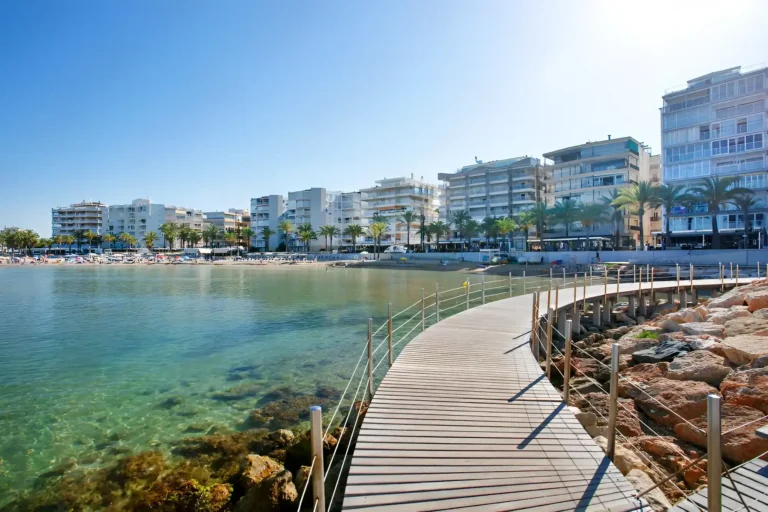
[0,265,472,503]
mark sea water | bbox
[0,264,465,503]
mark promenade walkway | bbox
[671,458,768,511]
[342,277,752,511]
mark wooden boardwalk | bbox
[671,458,768,511]
[342,277,752,511]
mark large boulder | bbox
[745,288,768,312]
[666,350,732,387]
[721,335,768,366]
[633,378,717,428]
[708,288,748,309]
[618,337,659,355]
[632,340,691,364]
[720,368,768,413]
[674,404,768,463]
[241,455,283,490]
[235,469,298,512]
[658,319,683,333]
[667,309,704,324]
[708,308,752,325]
[555,357,602,379]
[572,392,642,437]
[724,316,768,336]
[680,322,726,337]
[618,363,667,399]
[593,436,648,475]
[625,469,672,512]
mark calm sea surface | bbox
[0,265,470,503]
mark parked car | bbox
[383,245,407,254]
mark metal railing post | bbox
[523,271,526,294]
[563,319,572,403]
[435,283,440,322]
[530,292,538,356]
[420,288,425,331]
[607,343,620,461]
[367,319,374,398]
[546,307,553,378]
[646,264,650,283]
[615,268,620,302]
[554,285,559,321]
[650,266,654,303]
[547,281,552,316]
[633,264,636,284]
[730,262,733,279]
[603,269,608,302]
[465,279,470,310]
[582,272,586,309]
[690,263,694,293]
[707,394,722,512]
[721,264,725,291]
[758,262,761,279]
[736,264,739,286]
[550,267,553,281]
[310,406,326,512]
[387,303,393,368]
[509,272,512,297]
[676,263,680,293]
[482,275,486,304]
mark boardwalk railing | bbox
[297,265,766,511]
[530,269,768,511]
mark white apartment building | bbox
[439,157,545,249]
[107,199,205,249]
[204,210,250,248]
[286,188,334,251]
[250,195,285,251]
[361,176,440,248]
[51,201,109,246]
[543,136,652,249]
[661,65,767,249]
[329,191,367,248]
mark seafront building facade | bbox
[661,65,768,248]
[439,157,545,249]
[106,199,205,249]
[360,176,440,248]
[250,195,285,251]
[543,136,653,249]
[51,201,109,243]
[286,188,335,252]
[329,191,367,249]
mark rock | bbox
[569,407,597,428]
[625,469,672,512]
[211,383,264,401]
[720,368,768,413]
[293,465,310,493]
[632,340,691,365]
[745,289,768,312]
[634,378,717,428]
[721,335,768,366]
[572,393,642,437]
[268,429,295,447]
[618,337,659,355]
[248,393,334,430]
[593,436,648,475]
[694,306,709,318]
[708,308,752,325]
[674,404,768,463]
[569,376,606,395]
[618,363,667,398]
[668,309,704,324]
[724,316,768,336]
[680,322,726,337]
[160,396,184,408]
[666,350,732,386]
[241,455,283,490]
[658,319,683,332]
[235,469,297,512]
[753,355,768,368]
[752,308,768,320]
[708,288,747,308]
[158,479,233,512]
[686,336,719,351]
[555,357,601,379]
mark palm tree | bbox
[188,231,202,248]
[103,233,116,252]
[83,230,97,253]
[298,229,317,253]
[730,193,759,249]
[367,221,388,259]
[118,232,136,250]
[61,234,75,254]
[277,220,293,253]
[343,224,364,253]
[429,221,449,252]
[19,230,39,256]
[463,218,480,250]
[399,210,417,249]
[223,231,237,253]
[2,228,19,259]
[416,224,433,251]
[687,176,751,249]
[240,227,255,250]
[37,238,52,256]
[481,216,498,248]
[495,218,517,252]
[600,190,625,249]
[451,210,471,251]
[203,224,219,248]
[319,225,336,251]
[159,222,178,250]
[72,229,86,254]
[297,223,314,252]
[576,203,608,251]
[657,184,693,249]
[516,211,535,251]
[548,200,579,244]
[612,182,661,250]
[530,202,549,242]
[143,231,158,251]
[260,227,275,252]
[329,226,340,252]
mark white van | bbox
[383,245,407,254]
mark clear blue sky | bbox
[1,0,767,235]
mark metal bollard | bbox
[650,266,655,303]
[554,286,559,321]
[546,307,553,378]
[523,271,526,294]
[758,262,761,279]
[509,272,512,297]
[646,264,650,283]
[530,292,537,355]
[563,267,566,282]
[633,264,636,284]
[466,279,470,310]
[603,269,608,301]
[736,265,739,286]
[676,263,680,293]
[387,303,393,367]
[420,288,425,332]
[547,281,552,314]
[310,406,326,512]
[607,343,620,461]
[435,283,440,322]
[582,272,587,309]
[563,320,572,403]
[690,263,694,293]
[730,262,733,279]
[482,275,486,304]
[707,394,722,512]
[550,267,553,281]
[615,268,620,302]
[367,319,374,398]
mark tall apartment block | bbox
[204,209,250,247]
[107,199,205,249]
[51,201,109,242]
[361,176,440,247]
[329,191,367,248]
[661,65,767,248]
[250,195,285,251]
[543,136,652,249]
[286,188,334,251]
[439,157,545,249]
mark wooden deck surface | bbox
[342,277,753,511]
[671,458,768,511]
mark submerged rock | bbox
[211,383,264,401]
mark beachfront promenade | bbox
[341,276,758,511]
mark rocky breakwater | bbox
[552,279,768,510]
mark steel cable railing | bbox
[295,455,317,510]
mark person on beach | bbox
[595,250,600,263]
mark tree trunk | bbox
[665,213,671,250]
[638,207,645,250]
[711,213,720,249]
[406,227,410,250]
